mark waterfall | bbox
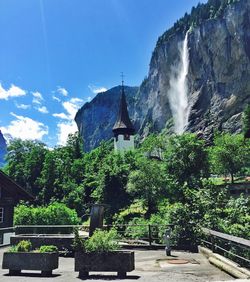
[168,32,190,134]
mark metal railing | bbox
[201,227,250,267]
[8,223,172,247]
[105,224,172,246]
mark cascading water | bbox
[168,32,190,134]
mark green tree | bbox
[164,134,209,189]
[37,151,59,204]
[242,104,250,139]
[127,157,166,218]
[93,151,136,223]
[5,139,47,196]
[209,133,249,183]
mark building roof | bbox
[0,170,34,201]
[112,85,135,135]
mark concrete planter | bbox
[11,234,75,253]
[2,252,59,276]
[75,250,135,278]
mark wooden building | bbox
[0,170,34,229]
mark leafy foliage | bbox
[242,104,250,139]
[13,240,32,252]
[127,157,166,217]
[84,229,120,253]
[3,131,249,247]
[209,133,250,183]
[72,228,86,251]
[39,245,58,253]
[73,228,120,253]
[14,202,80,225]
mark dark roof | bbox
[0,170,34,201]
[112,86,135,135]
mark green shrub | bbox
[39,245,58,253]
[14,202,80,227]
[84,229,120,253]
[72,228,85,251]
[8,245,18,253]
[125,217,149,240]
[168,203,201,248]
[11,240,33,252]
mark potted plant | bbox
[2,240,59,277]
[74,228,135,278]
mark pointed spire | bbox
[112,80,135,136]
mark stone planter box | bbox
[2,252,59,276]
[10,234,75,253]
[75,251,135,278]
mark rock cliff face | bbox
[75,86,138,151]
[75,0,250,150]
[0,130,7,167]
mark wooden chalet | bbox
[0,170,34,228]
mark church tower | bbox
[112,81,135,152]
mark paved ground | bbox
[0,247,234,282]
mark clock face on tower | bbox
[124,134,130,140]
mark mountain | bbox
[75,86,138,151]
[75,0,250,150]
[0,130,7,167]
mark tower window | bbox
[124,134,130,140]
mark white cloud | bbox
[37,106,49,114]
[57,87,68,96]
[88,84,107,94]
[56,121,78,146]
[52,95,61,102]
[70,97,83,104]
[52,113,69,120]
[0,83,26,100]
[53,97,83,120]
[52,97,83,145]
[32,91,44,104]
[87,96,92,102]
[15,103,31,110]
[63,101,79,119]
[1,112,48,141]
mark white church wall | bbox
[114,135,134,152]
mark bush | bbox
[8,240,33,253]
[168,203,202,249]
[125,217,149,240]
[17,240,32,252]
[39,245,58,253]
[8,245,18,253]
[14,202,80,226]
[84,229,120,253]
[74,229,120,253]
[125,213,170,243]
[72,228,85,251]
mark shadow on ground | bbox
[77,274,140,280]
[4,272,61,278]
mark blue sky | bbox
[0,0,206,147]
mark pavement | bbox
[0,247,235,282]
